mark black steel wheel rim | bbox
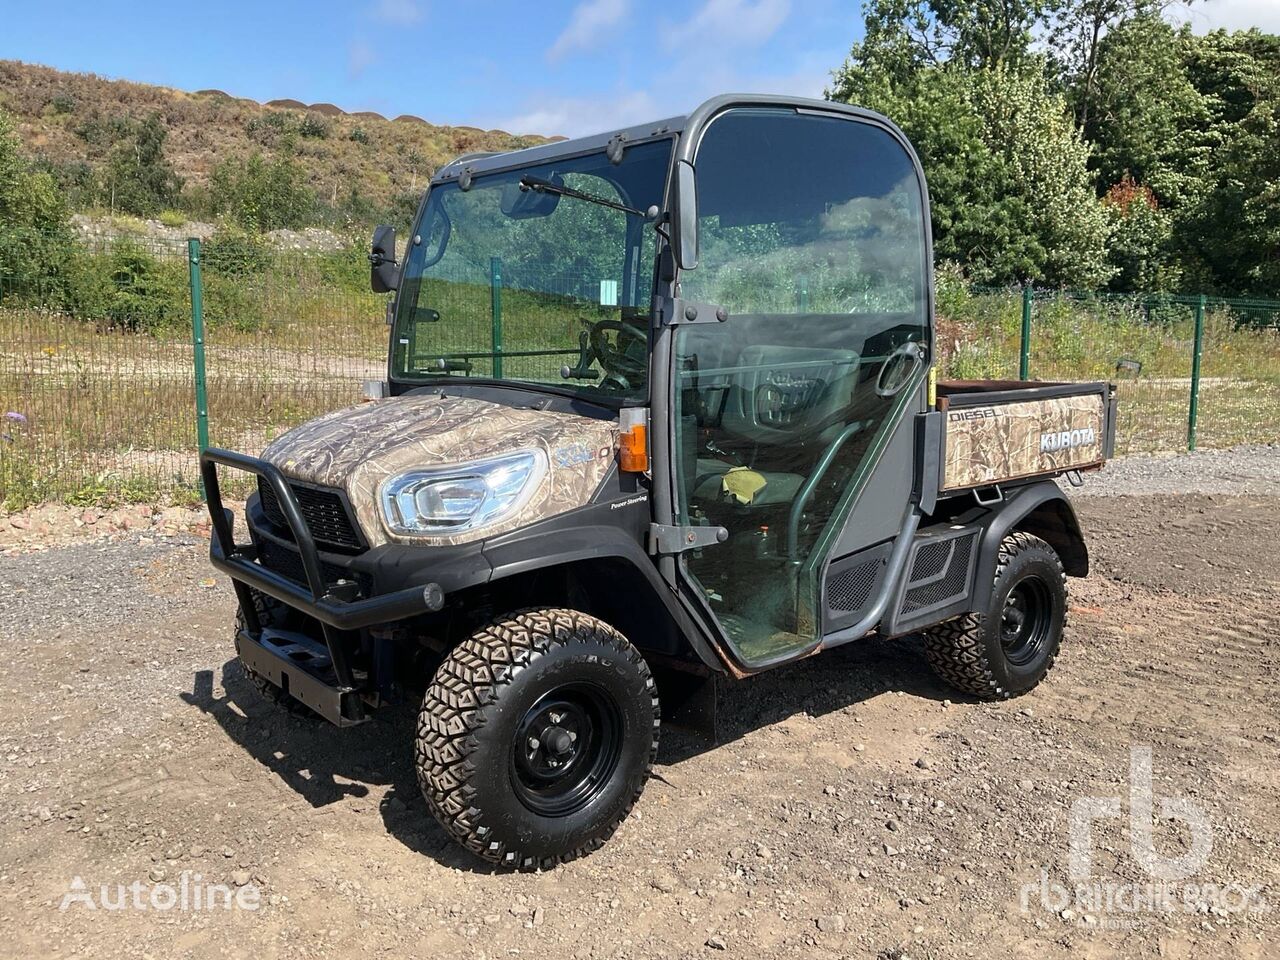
[511,683,623,817]
[1000,575,1053,667]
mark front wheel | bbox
[415,608,659,870]
[923,532,1067,700]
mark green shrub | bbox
[158,209,187,228]
[48,94,77,116]
[0,109,75,306]
[210,152,315,231]
[102,114,183,218]
[298,115,330,139]
[64,240,187,332]
[202,228,269,275]
[203,271,263,331]
[314,242,370,294]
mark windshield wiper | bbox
[519,176,655,219]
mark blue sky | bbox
[3,0,1271,139]
[2,0,863,137]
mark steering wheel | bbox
[876,341,925,397]
[589,319,647,382]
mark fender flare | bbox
[971,482,1088,609]
[481,524,728,674]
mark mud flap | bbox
[652,667,721,743]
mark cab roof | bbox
[434,114,686,184]
[432,94,907,185]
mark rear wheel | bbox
[415,608,659,870]
[923,532,1067,700]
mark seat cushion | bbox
[691,460,804,507]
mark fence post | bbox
[1188,294,1205,451]
[188,238,210,496]
[1019,284,1033,380]
[490,256,504,379]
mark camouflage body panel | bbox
[260,394,618,547]
[942,393,1106,490]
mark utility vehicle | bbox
[202,94,1115,870]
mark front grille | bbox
[257,477,363,551]
[257,540,372,596]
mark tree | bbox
[973,67,1114,287]
[1086,15,1204,206]
[832,42,1113,287]
[0,109,72,302]
[210,152,315,231]
[0,110,66,232]
[1174,30,1280,295]
[830,0,1052,90]
[104,113,183,217]
[1102,174,1179,291]
[1048,0,1180,129]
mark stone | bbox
[816,914,846,934]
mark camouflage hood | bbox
[261,394,619,547]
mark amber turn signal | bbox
[619,407,649,473]
[620,424,648,472]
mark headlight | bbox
[380,449,547,537]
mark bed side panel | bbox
[941,389,1108,490]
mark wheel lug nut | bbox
[528,737,540,751]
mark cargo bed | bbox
[933,379,1116,494]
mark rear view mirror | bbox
[370,224,399,293]
[674,161,698,271]
[500,175,562,219]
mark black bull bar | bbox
[201,448,436,724]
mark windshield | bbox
[391,139,673,401]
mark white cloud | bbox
[489,89,661,138]
[662,0,791,51]
[548,0,630,61]
[1179,0,1280,32]
[372,0,424,25]
[348,40,377,80]
[486,57,833,138]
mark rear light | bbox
[619,407,648,473]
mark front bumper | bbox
[202,448,454,724]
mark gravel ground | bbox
[1069,444,1280,497]
[0,448,1276,960]
[0,536,202,637]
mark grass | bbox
[3,275,1279,510]
[937,285,1280,455]
[1,59,548,226]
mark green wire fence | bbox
[2,225,1279,509]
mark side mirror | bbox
[673,160,698,271]
[370,224,399,293]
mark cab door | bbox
[668,106,931,669]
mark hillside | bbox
[0,60,549,227]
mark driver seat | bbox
[687,345,860,508]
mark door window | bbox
[673,108,929,666]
